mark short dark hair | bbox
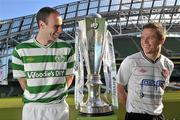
[36,7,60,27]
[143,22,166,40]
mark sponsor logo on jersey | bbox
[26,70,65,79]
[141,79,165,89]
[26,57,34,62]
[140,79,165,98]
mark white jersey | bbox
[117,52,174,115]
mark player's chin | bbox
[143,49,151,54]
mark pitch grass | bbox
[0,91,179,120]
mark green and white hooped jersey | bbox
[117,52,174,115]
[12,38,75,103]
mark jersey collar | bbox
[141,51,161,64]
[33,38,57,48]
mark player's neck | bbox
[36,32,51,46]
[144,51,161,62]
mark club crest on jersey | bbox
[55,55,65,62]
[161,68,170,79]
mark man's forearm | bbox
[117,84,127,108]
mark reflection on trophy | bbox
[75,13,118,116]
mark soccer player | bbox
[117,22,174,120]
[12,7,75,120]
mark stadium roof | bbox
[0,0,180,51]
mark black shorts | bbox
[125,112,165,120]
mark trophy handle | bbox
[103,31,119,109]
[75,30,85,109]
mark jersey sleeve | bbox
[117,57,132,86]
[164,58,174,87]
[66,46,75,76]
[12,47,26,79]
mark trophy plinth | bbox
[80,105,113,116]
[80,74,113,116]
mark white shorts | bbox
[22,100,69,120]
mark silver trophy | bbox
[75,13,118,116]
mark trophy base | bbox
[80,105,113,116]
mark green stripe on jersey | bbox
[23,92,67,103]
[22,55,68,63]
[67,62,75,68]
[12,63,24,71]
[15,42,38,50]
[13,49,21,59]
[69,47,75,57]
[51,42,71,48]
[26,83,66,93]
[16,40,72,50]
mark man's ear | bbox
[39,20,46,29]
[160,36,165,45]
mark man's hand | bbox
[66,75,74,88]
